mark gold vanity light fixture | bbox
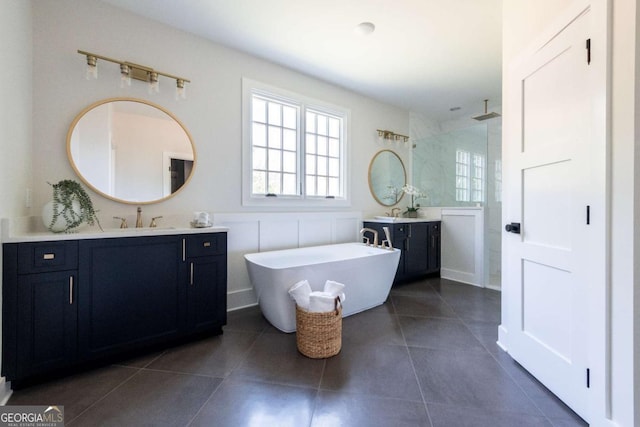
[78,50,190,100]
[376,129,410,147]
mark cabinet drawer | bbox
[185,233,226,258]
[18,241,78,274]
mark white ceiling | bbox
[100,0,502,121]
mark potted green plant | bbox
[402,184,426,218]
[42,179,102,233]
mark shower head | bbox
[472,99,501,121]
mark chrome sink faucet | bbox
[360,228,379,247]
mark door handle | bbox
[505,222,521,234]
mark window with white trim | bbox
[455,150,470,202]
[243,79,349,206]
[471,153,485,202]
[455,149,485,203]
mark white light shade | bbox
[354,22,375,36]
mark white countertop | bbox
[364,216,441,223]
[1,217,228,243]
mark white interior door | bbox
[503,7,596,420]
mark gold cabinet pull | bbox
[69,276,74,305]
[43,253,55,260]
[203,242,211,247]
[190,263,194,285]
[182,239,186,262]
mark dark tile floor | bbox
[7,277,587,427]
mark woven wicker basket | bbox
[295,297,342,358]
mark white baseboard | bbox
[441,268,482,287]
[227,288,257,311]
[0,377,12,405]
[497,324,508,352]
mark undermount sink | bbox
[374,216,400,222]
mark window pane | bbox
[268,172,281,194]
[329,118,340,138]
[306,175,316,195]
[253,171,266,194]
[283,106,296,129]
[283,173,297,195]
[253,147,266,170]
[283,129,296,151]
[329,158,339,176]
[268,149,281,171]
[316,176,327,196]
[306,154,316,174]
[328,138,340,157]
[306,134,316,154]
[328,177,339,196]
[306,112,316,133]
[317,136,328,155]
[252,123,266,147]
[252,97,266,123]
[268,102,281,125]
[268,126,282,149]
[283,151,296,173]
[317,156,327,175]
[317,115,327,135]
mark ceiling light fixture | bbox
[78,50,190,99]
[354,22,375,36]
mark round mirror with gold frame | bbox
[67,97,196,204]
[368,149,407,206]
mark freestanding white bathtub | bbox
[244,242,401,332]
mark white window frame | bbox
[242,78,350,207]
[455,150,470,202]
[456,149,486,203]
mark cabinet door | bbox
[187,255,227,333]
[17,270,77,378]
[78,236,184,359]
[405,223,429,276]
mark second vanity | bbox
[363,218,441,282]
[2,223,228,388]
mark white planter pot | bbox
[42,200,85,232]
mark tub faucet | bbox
[360,228,378,247]
[136,207,143,228]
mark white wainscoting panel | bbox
[215,211,362,310]
[441,208,485,287]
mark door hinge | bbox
[586,205,590,225]
[586,39,591,65]
[586,368,590,388]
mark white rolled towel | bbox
[309,291,339,313]
[288,280,311,310]
[324,280,346,303]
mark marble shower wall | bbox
[410,111,502,289]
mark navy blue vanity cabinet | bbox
[78,235,185,361]
[363,220,441,282]
[2,241,79,382]
[3,231,228,387]
[184,233,227,334]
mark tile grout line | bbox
[391,291,435,427]
[184,324,265,427]
[65,365,144,425]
